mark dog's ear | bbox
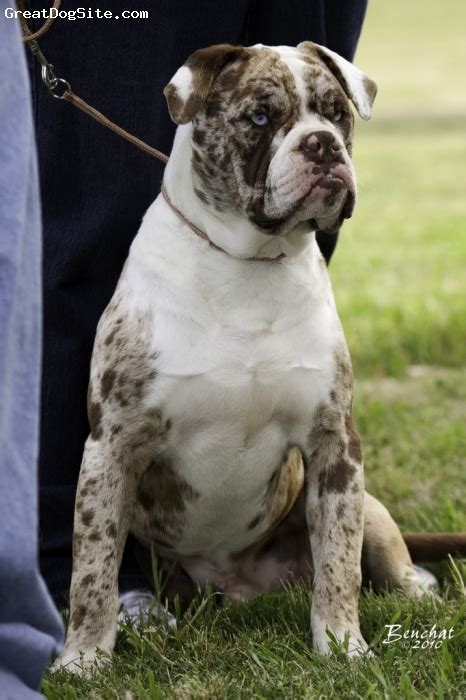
[298,41,377,120]
[164,44,248,124]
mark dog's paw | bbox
[50,647,111,676]
[312,618,370,657]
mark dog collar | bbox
[161,185,286,263]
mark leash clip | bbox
[29,39,70,99]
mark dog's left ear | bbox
[164,44,249,124]
[298,42,377,120]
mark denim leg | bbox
[0,10,64,698]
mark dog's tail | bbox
[403,532,466,562]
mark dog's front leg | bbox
[306,408,367,656]
[52,437,131,674]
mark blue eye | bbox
[251,113,269,126]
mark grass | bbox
[332,126,466,378]
[44,579,466,699]
[355,0,466,115]
[43,0,466,696]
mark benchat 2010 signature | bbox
[383,624,455,649]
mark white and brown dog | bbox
[54,42,434,672]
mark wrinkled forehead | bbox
[219,44,346,114]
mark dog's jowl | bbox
[55,42,425,673]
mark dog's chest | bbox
[135,265,340,558]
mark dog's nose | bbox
[299,131,341,162]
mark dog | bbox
[54,41,435,673]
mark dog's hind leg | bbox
[362,492,425,597]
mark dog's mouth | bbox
[297,168,355,232]
[308,165,354,199]
[251,164,355,234]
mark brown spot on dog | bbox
[104,328,117,346]
[194,187,208,204]
[88,401,103,440]
[362,75,378,104]
[81,509,94,526]
[193,129,206,147]
[82,573,96,587]
[118,373,128,387]
[319,457,356,497]
[89,531,101,542]
[137,455,199,535]
[73,533,83,558]
[101,368,117,401]
[106,522,117,539]
[114,391,128,407]
[334,348,353,396]
[70,604,87,630]
[346,415,363,463]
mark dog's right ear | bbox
[164,44,248,124]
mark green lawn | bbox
[43,1,466,697]
[333,126,466,378]
[44,580,465,699]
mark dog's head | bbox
[164,43,376,236]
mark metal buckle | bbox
[29,39,71,100]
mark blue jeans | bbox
[26,0,368,601]
[0,10,64,699]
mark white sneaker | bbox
[412,565,440,591]
[118,589,177,628]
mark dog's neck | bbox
[163,125,315,261]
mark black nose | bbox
[299,131,342,162]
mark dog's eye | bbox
[251,113,269,126]
[334,110,343,122]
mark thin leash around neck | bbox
[161,186,286,263]
[17,0,286,264]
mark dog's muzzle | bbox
[299,131,354,217]
[265,128,356,233]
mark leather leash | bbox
[161,186,285,262]
[17,0,285,263]
[18,0,168,163]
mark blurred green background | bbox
[331,0,466,531]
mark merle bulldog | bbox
[54,42,427,672]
